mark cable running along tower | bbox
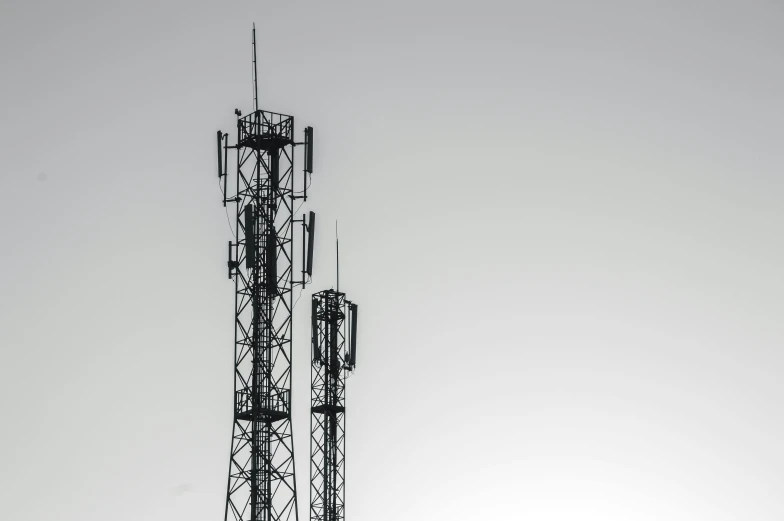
[215,26,315,521]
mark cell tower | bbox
[309,244,359,521]
[215,26,316,521]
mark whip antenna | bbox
[252,23,259,112]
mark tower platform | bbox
[238,110,294,151]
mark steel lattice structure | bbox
[310,290,357,521]
[215,27,313,521]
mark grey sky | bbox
[1,1,783,520]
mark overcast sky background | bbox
[1,1,783,520]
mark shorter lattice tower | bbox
[309,287,358,521]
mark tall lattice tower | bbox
[310,289,359,521]
[215,26,316,521]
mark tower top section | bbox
[238,110,294,151]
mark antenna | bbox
[223,133,228,206]
[305,126,314,173]
[266,228,277,295]
[306,211,316,277]
[312,298,321,362]
[244,204,255,268]
[349,303,358,368]
[217,131,223,178]
[336,220,339,293]
[252,23,259,112]
[270,148,279,191]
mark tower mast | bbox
[310,239,359,521]
[216,26,314,521]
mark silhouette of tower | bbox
[310,289,358,521]
[215,26,315,521]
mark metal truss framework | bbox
[223,109,301,521]
[310,290,353,521]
